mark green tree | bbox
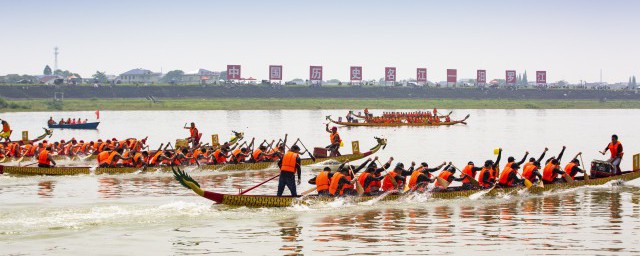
[43,65,52,75]
[92,71,108,83]
[219,71,227,81]
[522,71,528,85]
[633,76,637,87]
[161,70,184,83]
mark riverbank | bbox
[1,98,639,112]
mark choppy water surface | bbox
[1,109,640,255]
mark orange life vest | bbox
[523,161,534,170]
[564,162,578,178]
[542,162,558,182]
[358,172,375,193]
[133,152,144,167]
[382,172,401,191]
[97,151,110,165]
[330,132,341,144]
[280,151,299,172]
[121,151,131,166]
[408,167,426,189]
[608,141,623,158]
[107,151,119,166]
[329,172,344,195]
[461,164,476,184]
[316,171,330,192]
[232,149,245,162]
[38,150,51,165]
[499,167,516,186]
[212,149,227,164]
[522,165,537,181]
[149,151,163,166]
[435,171,452,188]
[478,167,493,187]
[252,149,264,162]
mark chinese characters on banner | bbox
[477,70,486,85]
[385,67,396,82]
[269,65,282,80]
[506,70,516,85]
[309,66,323,81]
[536,71,547,84]
[447,69,457,84]
[226,65,241,80]
[417,68,427,83]
[350,66,362,81]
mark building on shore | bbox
[117,68,162,84]
[182,69,220,85]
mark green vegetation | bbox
[0,98,639,112]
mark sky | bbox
[0,0,638,83]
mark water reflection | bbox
[37,180,55,198]
[277,217,303,255]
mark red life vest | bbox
[38,150,51,165]
[435,171,452,188]
[564,162,578,178]
[522,165,538,181]
[542,162,558,182]
[499,167,516,186]
[329,172,344,195]
[608,141,623,158]
[461,164,476,184]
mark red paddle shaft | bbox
[239,174,280,195]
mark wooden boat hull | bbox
[48,122,100,129]
[0,138,386,176]
[327,115,469,127]
[199,170,640,208]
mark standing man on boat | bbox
[185,122,201,148]
[277,145,302,197]
[0,119,11,142]
[325,124,342,156]
[602,134,623,174]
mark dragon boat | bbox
[173,155,640,208]
[351,110,453,120]
[0,128,53,146]
[327,114,470,127]
[0,137,386,176]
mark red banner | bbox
[309,66,323,81]
[506,70,516,85]
[477,70,486,84]
[269,65,282,80]
[536,71,547,84]
[226,65,241,80]
[447,69,457,83]
[350,66,362,81]
[385,67,396,82]
[416,68,427,82]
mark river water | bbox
[1,109,639,255]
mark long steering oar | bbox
[239,174,280,195]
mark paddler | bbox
[48,117,55,125]
[330,158,372,196]
[359,157,392,195]
[498,163,525,187]
[250,145,268,163]
[478,148,502,188]
[382,162,412,192]
[564,153,586,179]
[407,161,447,191]
[106,148,132,167]
[325,124,342,157]
[542,146,567,184]
[276,145,302,196]
[230,147,249,164]
[0,119,11,142]
[37,146,57,168]
[524,148,548,170]
[460,161,483,189]
[309,167,333,196]
[131,151,149,168]
[601,134,623,174]
[525,160,543,181]
[434,163,467,189]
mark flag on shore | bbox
[96,110,100,120]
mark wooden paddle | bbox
[452,165,480,188]
[350,166,365,196]
[295,139,316,162]
[516,171,533,189]
[580,154,589,181]
[239,174,280,195]
[562,173,574,183]
[436,176,450,189]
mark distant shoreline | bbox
[1,98,639,112]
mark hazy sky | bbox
[1,0,638,83]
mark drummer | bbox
[601,134,623,174]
